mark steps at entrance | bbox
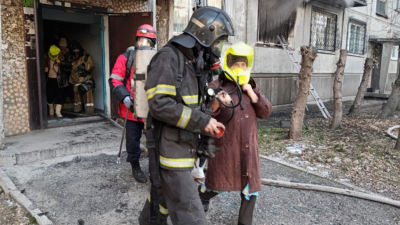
[0,122,122,166]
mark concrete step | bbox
[0,122,122,166]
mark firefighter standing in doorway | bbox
[109,24,157,183]
[69,40,95,114]
[138,7,235,225]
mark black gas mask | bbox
[204,37,226,76]
[72,49,80,60]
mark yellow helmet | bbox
[48,45,60,61]
[222,42,254,85]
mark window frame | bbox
[376,0,387,17]
[172,0,224,36]
[391,46,399,60]
[310,7,338,52]
[256,0,297,46]
[346,20,366,55]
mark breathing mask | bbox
[222,42,254,85]
[204,37,227,76]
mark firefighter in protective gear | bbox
[69,40,95,114]
[108,24,157,183]
[138,7,235,225]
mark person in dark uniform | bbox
[138,6,235,225]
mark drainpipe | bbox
[152,0,157,49]
[0,3,4,150]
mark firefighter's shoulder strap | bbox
[124,49,135,87]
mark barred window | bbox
[310,8,337,52]
[347,21,366,55]
[376,0,386,15]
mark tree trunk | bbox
[379,75,400,118]
[331,50,347,129]
[397,95,400,111]
[395,132,400,150]
[348,58,374,115]
[289,46,318,140]
[380,46,400,118]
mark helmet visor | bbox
[137,37,154,47]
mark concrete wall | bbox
[156,0,173,48]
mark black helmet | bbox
[183,6,234,47]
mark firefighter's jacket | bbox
[109,51,142,122]
[69,53,94,84]
[145,44,211,171]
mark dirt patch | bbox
[0,188,36,225]
[259,101,400,200]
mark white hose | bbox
[386,125,400,140]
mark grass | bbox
[26,213,37,224]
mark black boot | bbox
[198,185,212,212]
[130,160,147,183]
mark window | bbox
[347,21,366,55]
[173,0,192,35]
[207,0,223,9]
[173,0,223,35]
[310,8,337,52]
[376,0,386,15]
[391,46,399,60]
[397,0,400,10]
[257,0,296,44]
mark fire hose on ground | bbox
[386,125,400,140]
[259,155,400,208]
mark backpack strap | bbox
[125,49,135,87]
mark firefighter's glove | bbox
[197,137,220,159]
[77,63,85,71]
[123,96,134,112]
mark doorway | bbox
[30,1,153,129]
[40,6,105,127]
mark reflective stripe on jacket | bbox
[145,44,211,170]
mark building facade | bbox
[0,0,399,145]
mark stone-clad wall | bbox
[1,0,30,136]
[57,0,149,13]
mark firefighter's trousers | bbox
[139,168,208,225]
[73,84,94,114]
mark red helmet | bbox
[136,24,156,39]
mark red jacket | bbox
[110,51,143,122]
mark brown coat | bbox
[205,78,272,193]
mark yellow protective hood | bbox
[48,45,60,61]
[223,42,254,85]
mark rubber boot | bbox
[55,104,63,118]
[130,160,147,183]
[48,103,54,116]
[198,185,211,213]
